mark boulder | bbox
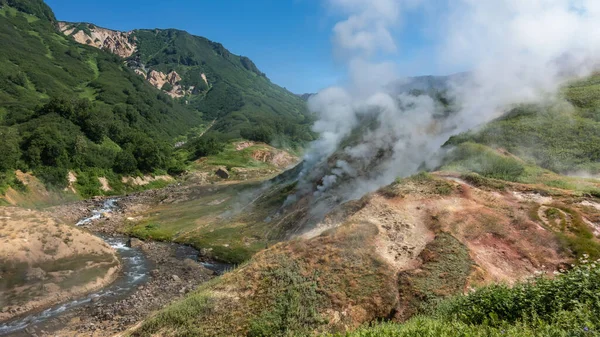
[215,167,230,179]
[126,238,144,248]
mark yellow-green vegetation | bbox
[329,259,600,337]
[186,141,297,182]
[528,204,600,259]
[127,181,296,264]
[446,75,600,174]
[380,172,455,198]
[443,142,600,196]
[397,233,472,320]
[134,221,397,336]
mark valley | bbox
[2,0,600,336]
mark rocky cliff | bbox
[58,22,136,58]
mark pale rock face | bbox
[167,71,182,84]
[134,69,146,77]
[58,22,136,58]
[146,70,185,98]
[147,70,169,90]
[58,22,201,98]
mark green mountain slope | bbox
[131,29,315,146]
[446,75,600,174]
[0,0,315,196]
[0,1,205,190]
[59,24,316,147]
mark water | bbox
[0,198,231,335]
[76,198,117,226]
[0,200,149,336]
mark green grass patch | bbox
[442,143,525,181]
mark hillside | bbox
[0,1,206,191]
[445,74,600,174]
[58,22,316,147]
[0,0,313,201]
[121,74,600,336]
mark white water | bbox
[75,199,117,226]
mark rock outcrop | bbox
[146,70,186,98]
[58,22,136,58]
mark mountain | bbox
[126,75,600,336]
[390,72,468,93]
[58,22,316,147]
[0,0,314,196]
[0,0,208,189]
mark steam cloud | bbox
[292,0,600,212]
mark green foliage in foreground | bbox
[332,259,600,337]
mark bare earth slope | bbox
[0,208,119,322]
[132,171,600,336]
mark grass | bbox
[134,221,398,336]
[443,143,600,196]
[528,203,600,260]
[329,259,600,337]
[126,181,278,264]
[445,85,600,174]
[397,233,472,320]
[442,143,526,182]
[380,172,455,198]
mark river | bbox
[0,198,228,336]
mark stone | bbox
[126,238,144,248]
[172,274,181,282]
[215,167,230,179]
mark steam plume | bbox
[291,0,600,218]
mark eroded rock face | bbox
[146,70,186,98]
[58,22,136,58]
[147,70,168,90]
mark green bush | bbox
[191,135,224,158]
[436,257,600,326]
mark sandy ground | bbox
[0,207,119,322]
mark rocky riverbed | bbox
[5,197,225,337]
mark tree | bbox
[0,127,20,171]
[113,150,138,174]
[192,136,224,158]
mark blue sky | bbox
[46,0,444,93]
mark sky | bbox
[45,0,449,94]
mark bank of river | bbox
[1,199,226,336]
